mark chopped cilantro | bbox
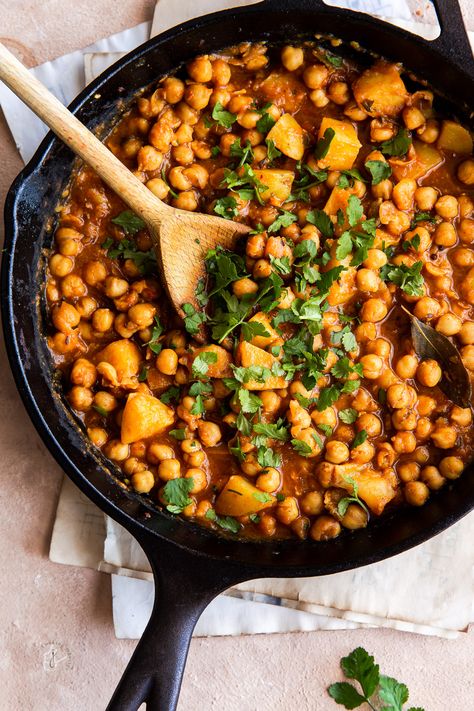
[380,261,424,296]
[352,429,368,449]
[106,238,156,275]
[211,101,237,128]
[160,386,181,405]
[192,351,218,377]
[380,128,412,157]
[339,408,358,424]
[267,209,297,234]
[111,210,145,235]
[230,138,254,167]
[365,160,392,185]
[169,428,187,440]
[214,196,239,220]
[314,127,336,159]
[146,315,164,354]
[182,302,206,335]
[205,508,240,533]
[253,419,289,441]
[266,138,282,162]
[163,478,194,513]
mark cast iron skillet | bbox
[2,1,474,709]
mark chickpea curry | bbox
[46,41,474,541]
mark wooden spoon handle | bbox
[0,42,170,225]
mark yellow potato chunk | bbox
[323,463,396,515]
[390,140,442,182]
[121,392,175,444]
[437,120,473,155]
[253,169,294,203]
[215,475,276,516]
[96,339,142,381]
[353,61,407,117]
[266,113,305,160]
[236,341,287,390]
[246,312,281,349]
[190,344,233,378]
[324,186,353,216]
[317,117,361,171]
[327,266,357,307]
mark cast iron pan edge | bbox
[2,1,474,709]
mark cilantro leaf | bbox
[169,428,186,440]
[401,233,421,252]
[253,419,289,441]
[339,408,358,424]
[379,676,409,711]
[307,209,334,238]
[162,478,194,513]
[341,647,380,699]
[328,682,367,709]
[257,447,281,468]
[337,169,366,188]
[214,196,239,220]
[192,351,218,377]
[267,209,297,234]
[230,138,254,167]
[241,320,271,342]
[111,210,145,235]
[316,385,341,411]
[146,315,164,354]
[347,195,363,227]
[336,230,353,260]
[365,159,392,185]
[160,385,181,404]
[291,438,313,457]
[380,128,412,157]
[314,127,336,159]
[256,108,276,134]
[182,302,206,335]
[211,101,237,128]
[205,508,240,533]
[352,429,367,449]
[237,388,262,414]
[229,436,246,462]
[266,138,282,162]
[411,211,436,228]
[253,491,273,503]
[270,256,292,275]
[106,238,156,275]
[380,261,424,296]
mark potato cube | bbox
[266,113,305,160]
[96,339,142,381]
[236,341,287,390]
[437,120,473,155]
[317,117,361,171]
[353,61,407,117]
[390,140,442,182]
[121,392,175,444]
[190,344,233,378]
[253,169,294,204]
[215,475,276,516]
[322,463,396,515]
[245,312,281,349]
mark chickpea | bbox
[253,259,272,279]
[68,385,93,412]
[392,408,417,431]
[377,368,398,390]
[366,338,391,360]
[258,512,277,537]
[212,58,231,86]
[435,312,462,337]
[197,421,221,447]
[241,454,261,476]
[376,442,396,468]
[104,440,129,461]
[94,391,117,414]
[158,458,181,481]
[459,321,474,345]
[403,106,425,130]
[371,119,396,143]
[154,349,177,376]
[351,439,375,464]
[413,297,440,321]
[398,461,420,483]
[417,118,439,144]
[404,480,429,506]
[281,45,304,71]
[87,427,108,447]
[360,298,387,323]
[303,64,329,89]
[76,296,97,320]
[451,247,474,267]
[439,455,464,480]
[392,431,417,454]
[183,164,209,190]
[256,467,281,493]
[359,354,384,380]
[459,218,474,244]
[416,359,442,387]
[187,56,212,83]
[417,395,436,417]
[431,425,457,449]
[310,515,341,541]
[184,467,207,493]
[415,417,433,440]
[300,491,324,516]
[457,159,474,186]
[356,268,379,293]
[450,405,472,427]
[415,186,437,211]
[185,83,212,111]
[393,355,417,381]
[70,358,96,388]
[147,443,174,464]
[173,191,198,211]
[49,254,74,277]
[344,101,368,121]
[342,504,368,530]
[274,496,298,525]
[90,308,113,333]
[232,277,259,298]
[309,89,329,108]
[434,195,458,220]
[327,81,350,105]
[52,302,80,334]
[171,144,194,167]
[363,249,387,270]
[325,440,349,464]
[371,178,392,200]
[433,221,457,247]
[357,413,382,437]
[131,470,155,494]
[420,466,445,490]
[146,177,170,200]
[260,390,281,413]
[311,407,337,429]
[392,178,416,211]
[104,276,128,299]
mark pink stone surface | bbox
[0,2,473,709]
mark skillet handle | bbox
[106,537,243,711]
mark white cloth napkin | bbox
[2,0,473,640]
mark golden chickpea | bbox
[187,451,206,467]
[173,190,198,212]
[258,512,276,537]
[260,391,281,413]
[211,58,231,86]
[256,467,281,493]
[68,385,93,412]
[104,276,128,298]
[404,480,429,506]
[131,470,155,494]
[439,456,464,479]
[457,159,474,186]
[415,186,437,211]
[76,296,97,320]
[70,358,96,388]
[451,247,474,267]
[281,45,304,71]
[147,443,174,464]
[360,298,387,323]
[450,405,472,427]
[241,455,261,476]
[392,431,417,454]
[137,145,163,172]
[232,277,259,298]
[459,321,474,345]
[417,118,439,144]
[104,440,129,461]
[327,81,350,105]
[350,439,375,464]
[416,359,442,387]
[459,218,474,244]
[415,417,433,440]
[420,466,445,490]
[87,427,108,447]
[366,338,391,360]
[197,421,222,447]
[185,468,208,493]
[311,407,337,429]
[394,355,417,380]
[392,178,416,211]
[228,95,252,114]
[172,144,194,166]
[146,177,170,200]
[52,302,80,334]
[363,249,387,270]
[325,440,350,464]
[60,274,86,300]
[309,89,329,108]
[158,458,181,481]
[413,297,440,321]
[402,106,425,130]
[155,349,178,376]
[376,442,396,467]
[356,268,379,293]
[342,504,368,530]
[398,461,420,483]
[183,164,209,190]
[436,312,462,337]
[301,490,324,516]
[253,259,272,279]
[371,178,392,200]
[187,56,212,83]
[417,395,436,417]
[359,354,384,380]
[433,221,457,247]
[275,496,299,525]
[310,515,341,541]
[91,308,113,333]
[181,439,201,455]
[357,412,382,437]
[435,194,458,219]
[303,64,329,89]
[431,425,457,449]
[185,83,212,111]
[392,408,417,431]
[94,391,117,413]
[344,101,368,121]
[128,303,156,329]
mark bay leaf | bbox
[401,305,472,408]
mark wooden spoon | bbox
[0,42,250,323]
